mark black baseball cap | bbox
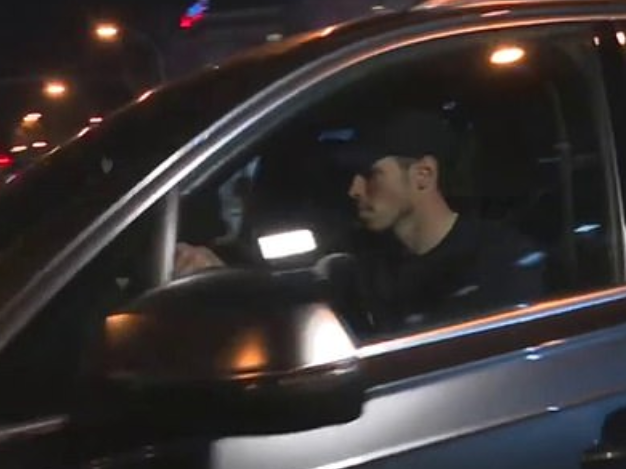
[327,109,456,176]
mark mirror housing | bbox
[88,268,364,436]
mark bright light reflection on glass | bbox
[266,33,283,42]
[490,46,526,66]
[138,90,154,102]
[319,26,336,37]
[618,31,626,46]
[574,224,601,234]
[258,229,317,260]
[593,36,601,46]
[515,251,546,267]
[77,127,90,137]
[304,305,355,367]
[32,141,48,149]
[547,406,560,412]
[10,145,28,153]
[481,9,510,17]
[525,353,542,361]
[233,331,268,372]
[89,116,104,124]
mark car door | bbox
[194,13,626,469]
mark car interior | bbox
[177,33,617,318]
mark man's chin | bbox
[359,216,388,232]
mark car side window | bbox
[178,24,620,340]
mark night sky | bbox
[0,0,283,147]
[0,0,285,76]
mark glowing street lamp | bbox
[10,145,28,154]
[93,21,166,83]
[43,80,68,98]
[95,23,120,42]
[22,112,42,125]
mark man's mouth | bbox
[357,207,374,218]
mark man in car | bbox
[339,108,545,333]
[175,108,544,335]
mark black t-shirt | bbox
[350,216,545,334]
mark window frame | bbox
[183,19,626,386]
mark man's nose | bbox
[348,174,366,200]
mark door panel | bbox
[212,323,626,469]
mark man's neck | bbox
[394,203,458,255]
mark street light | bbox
[95,23,119,42]
[10,145,28,154]
[43,80,68,98]
[93,21,166,83]
[22,113,42,125]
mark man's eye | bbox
[361,168,376,179]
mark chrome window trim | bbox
[359,285,626,359]
[591,26,626,285]
[0,415,68,446]
[2,9,626,353]
[416,0,623,11]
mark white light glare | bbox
[96,24,119,40]
[266,33,283,42]
[525,353,542,361]
[574,224,601,234]
[137,90,154,102]
[618,31,626,46]
[258,229,317,260]
[304,305,356,367]
[45,81,67,96]
[23,112,42,124]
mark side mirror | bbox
[86,268,364,436]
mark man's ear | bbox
[409,155,438,190]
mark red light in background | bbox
[0,155,14,168]
[180,13,204,29]
[180,1,209,29]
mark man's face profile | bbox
[348,156,415,232]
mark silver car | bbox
[0,1,625,468]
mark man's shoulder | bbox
[457,216,538,259]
